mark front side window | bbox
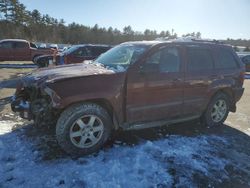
[73,47,89,57]
[14,42,28,48]
[187,48,214,71]
[91,47,109,57]
[145,47,180,73]
[95,44,149,70]
[216,49,238,69]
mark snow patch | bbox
[0,120,237,188]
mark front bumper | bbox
[11,96,32,120]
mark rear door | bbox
[183,45,215,117]
[0,41,14,61]
[126,45,184,123]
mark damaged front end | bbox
[11,76,59,127]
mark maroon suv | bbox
[11,40,245,155]
[35,44,112,67]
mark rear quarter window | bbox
[187,48,214,71]
[215,49,238,69]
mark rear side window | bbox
[187,48,214,71]
[216,49,238,69]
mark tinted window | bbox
[14,42,28,48]
[0,42,13,49]
[73,47,89,57]
[91,47,110,56]
[187,48,214,71]
[146,47,180,72]
[242,55,250,64]
[216,49,238,69]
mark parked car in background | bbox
[11,39,245,156]
[0,39,55,62]
[240,54,250,72]
[39,43,47,48]
[34,44,112,67]
[49,44,59,50]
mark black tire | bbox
[37,58,49,68]
[32,55,40,64]
[202,93,230,127]
[56,103,112,156]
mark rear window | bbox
[216,49,238,69]
[187,48,214,71]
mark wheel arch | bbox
[57,98,120,130]
[209,87,235,112]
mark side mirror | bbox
[139,63,159,73]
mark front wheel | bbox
[202,93,230,127]
[56,103,112,156]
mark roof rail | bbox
[155,36,224,44]
[191,38,224,44]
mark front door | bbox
[126,46,184,124]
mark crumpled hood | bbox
[21,63,115,86]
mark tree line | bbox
[0,0,202,45]
[0,0,249,49]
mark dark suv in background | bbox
[35,44,112,67]
[240,54,250,72]
[12,39,245,155]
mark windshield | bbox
[94,44,149,71]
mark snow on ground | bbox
[0,119,250,188]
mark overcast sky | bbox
[19,0,250,39]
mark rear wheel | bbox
[202,93,230,127]
[56,103,112,156]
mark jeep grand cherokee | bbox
[11,39,245,155]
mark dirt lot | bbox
[0,66,250,187]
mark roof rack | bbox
[155,36,224,44]
[190,38,224,44]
